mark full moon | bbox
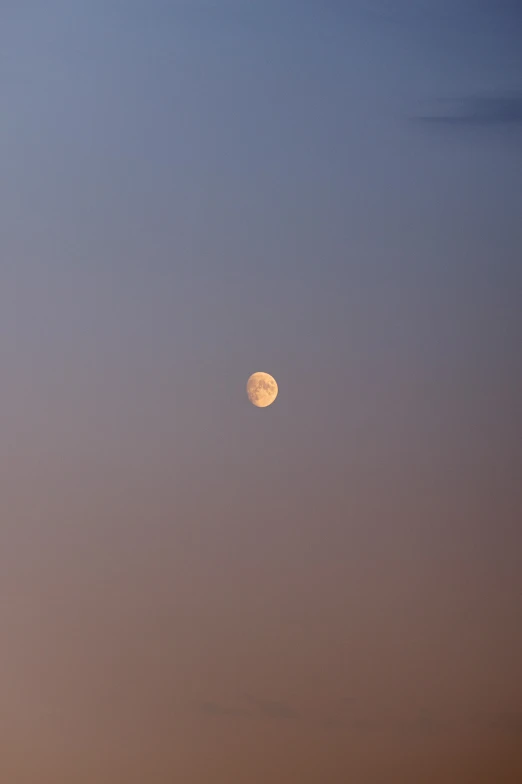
[246,372,278,408]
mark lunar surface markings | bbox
[246,372,278,408]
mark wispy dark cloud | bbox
[244,694,298,720]
[488,712,522,733]
[198,700,251,719]
[349,712,449,735]
[321,697,355,729]
[199,696,522,738]
[196,695,298,721]
[415,89,522,127]
[351,716,383,732]
[321,709,450,734]
[396,712,448,735]
[321,716,345,730]
[356,0,522,24]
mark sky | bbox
[1,1,521,781]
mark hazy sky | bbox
[1,1,521,781]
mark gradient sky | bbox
[1,1,522,781]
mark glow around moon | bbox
[246,372,278,408]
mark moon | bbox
[247,372,278,408]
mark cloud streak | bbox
[244,694,299,719]
[488,712,522,733]
[196,697,522,740]
[415,89,522,127]
[195,695,298,721]
[198,701,251,719]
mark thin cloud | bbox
[489,712,522,733]
[395,712,448,735]
[321,716,345,730]
[414,89,522,127]
[321,697,355,729]
[196,694,298,721]
[347,712,448,734]
[244,694,298,720]
[351,716,383,732]
[198,700,251,719]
